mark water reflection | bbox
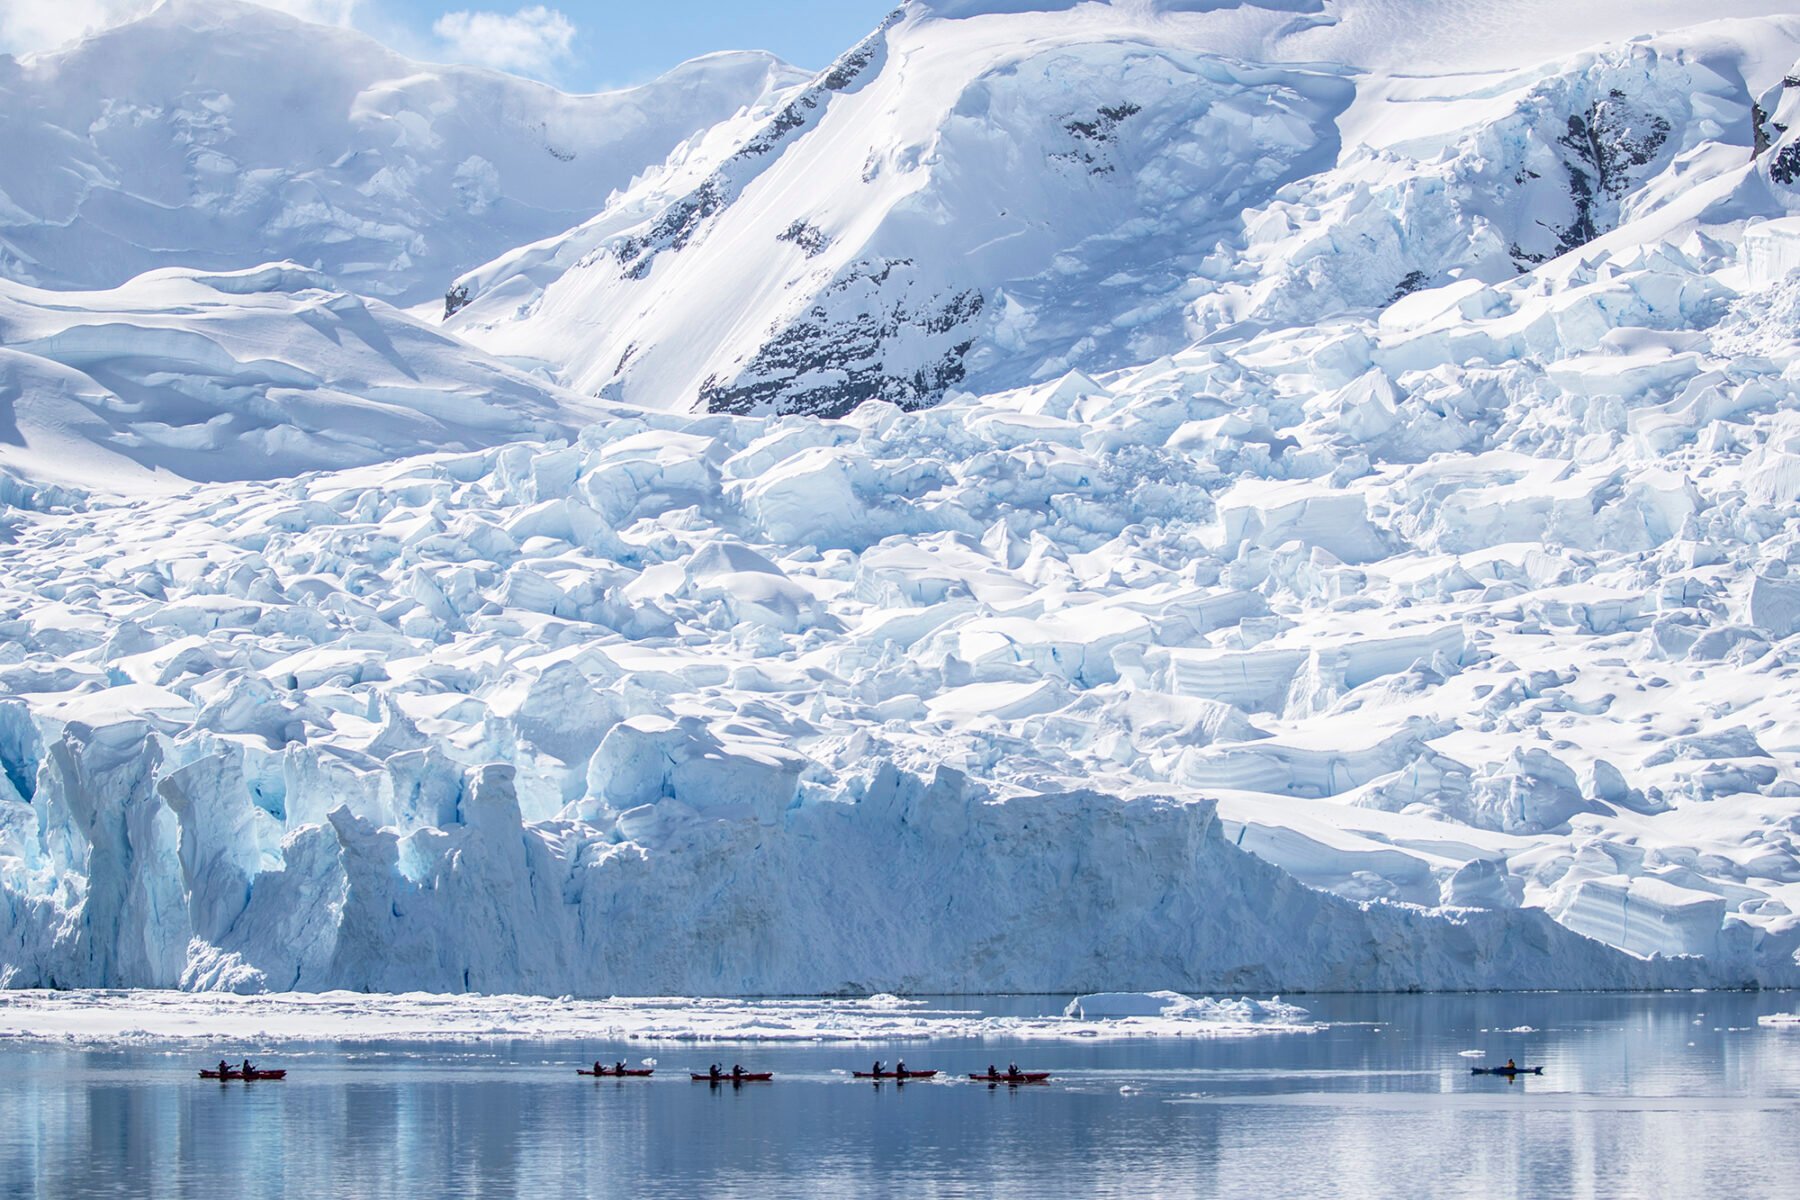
[1,992,1795,1198]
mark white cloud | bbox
[259,0,360,23]
[432,6,574,78]
[1,0,151,54]
[1,0,359,58]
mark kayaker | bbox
[217,1059,229,1079]
[593,1061,603,1076]
[709,1063,722,1081]
[895,1059,907,1078]
[1505,1059,1517,1071]
[241,1058,254,1078]
[1007,1061,1019,1078]
[872,1059,883,1077]
[731,1064,744,1080]
[615,1060,627,1076]
[987,1063,997,1078]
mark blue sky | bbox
[394,0,898,87]
[3,1,899,89]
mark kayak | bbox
[852,1069,939,1080]
[968,1072,1050,1084]
[1471,1066,1542,1076]
[199,1069,287,1081]
[691,1073,773,1083]
[577,1068,654,1077]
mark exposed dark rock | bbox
[1055,101,1142,175]
[699,259,985,418]
[1773,143,1800,186]
[822,11,899,91]
[1554,91,1670,248]
[777,220,831,257]
[741,97,819,159]
[443,283,469,319]
[1511,87,1670,271]
[608,13,901,282]
[1388,270,1429,304]
[615,179,727,279]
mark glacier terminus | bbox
[4,0,1800,999]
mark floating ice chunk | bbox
[1061,992,1307,1025]
[0,989,1313,1045]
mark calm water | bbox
[3,992,1797,1199]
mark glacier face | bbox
[0,407,1780,994]
[5,0,1800,994]
[0,0,806,306]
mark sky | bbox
[0,0,898,88]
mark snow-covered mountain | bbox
[445,0,1800,416]
[6,0,1800,995]
[0,0,806,305]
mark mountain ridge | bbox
[444,1,1800,419]
[0,0,807,306]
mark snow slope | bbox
[445,0,1800,417]
[0,0,805,306]
[6,0,1800,995]
[0,263,605,492]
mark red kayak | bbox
[199,1069,287,1081]
[691,1073,772,1083]
[968,1072,1050,1084]
[852,1069,939,1079]
[577,1068,654,1077]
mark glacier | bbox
[4,0,1800,995]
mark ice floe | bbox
[0,989,1315,1046]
